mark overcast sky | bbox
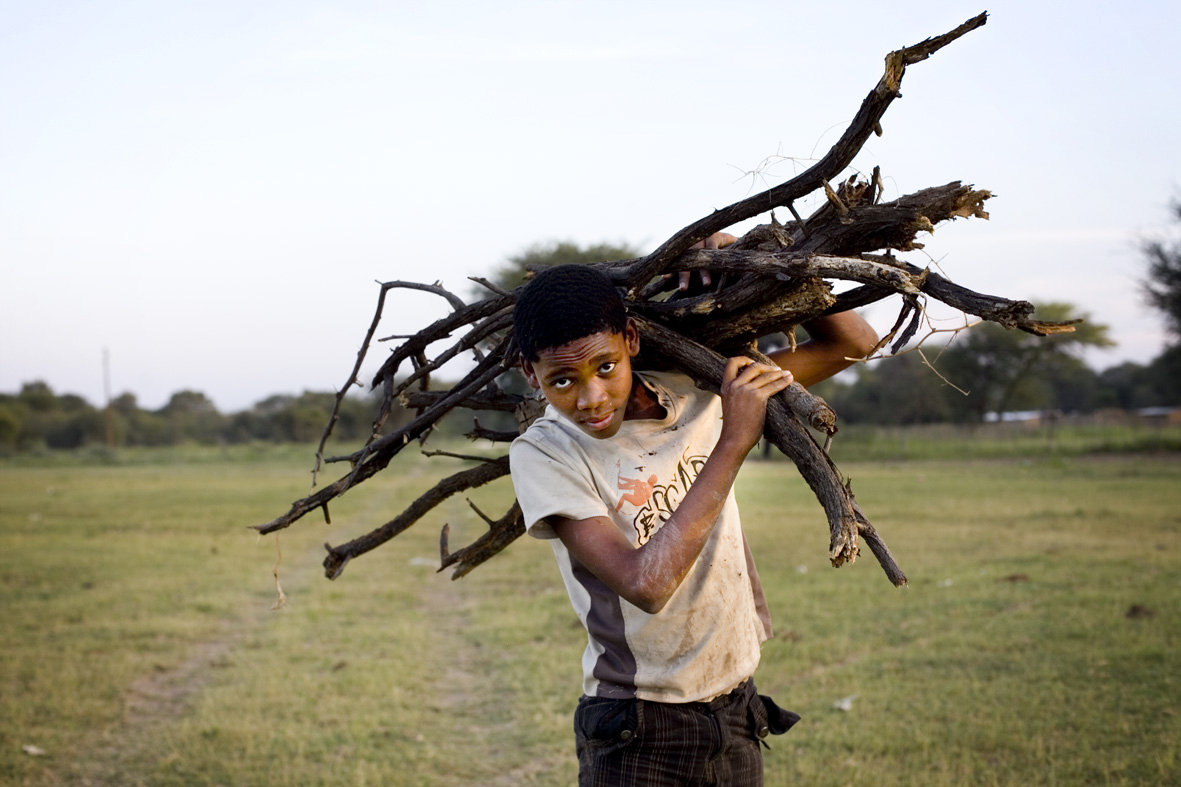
[3,0,1179,412]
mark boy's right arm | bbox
[549,358,791,614]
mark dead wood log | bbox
[255,12,1069,588]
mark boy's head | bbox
[514,265,640,439]
[513,264,629,362]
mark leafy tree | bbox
[0,401,21,450]
[160,390,218,416]
[111,392,139,416]
[1040,355,1104,413]
[8,381,104,448]
[44,407,103,449]
[484,240,640,294]
[1143,345,1181,405]
[1132,198,1181,407]
[18,381,58,413]
[933,302,1113,421]
[157,390,223,444]
[814,353,954,425]
[1141,199,1181,340]
[1097,362,1152,410]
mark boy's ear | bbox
[624,319,641,357]
[520,356,541,389]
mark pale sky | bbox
[2,0,1178,412]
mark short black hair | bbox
[513,265,628,361]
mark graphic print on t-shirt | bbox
[615,473,658,513]
[618,448,709,544]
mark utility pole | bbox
[103,348,114,449]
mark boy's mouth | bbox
[582,411,615,431]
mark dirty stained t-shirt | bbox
[510,371,772,703]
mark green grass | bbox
[817,422,1181,462]
[738,456,1180,786]
[1,447,1178,785]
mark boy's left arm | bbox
[688,230,878,387]
[767,311,878,388]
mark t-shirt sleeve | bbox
[509,437,612,540]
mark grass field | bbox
[1,445,1178,785]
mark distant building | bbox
[1135,407,1181,427]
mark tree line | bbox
[2,322,1174,454]
[0,384,403,452]
[5,202,1178,453]
[810,302,1179,426]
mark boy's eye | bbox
[550,378,573,390]
[599,362,617,374]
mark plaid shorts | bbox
[573,680,799,787]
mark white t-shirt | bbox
[509,371,772,703]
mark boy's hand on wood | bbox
[717,357,793,455]
[675,231,738,291]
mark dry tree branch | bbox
[257,346,512,536]
[259,13,1066,588]
[321,456,512,580]
[310,280,476,488]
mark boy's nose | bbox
[578,380,608,410]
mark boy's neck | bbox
[623,374,667,422]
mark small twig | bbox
[469,276,514,297]
[386,310,513,407]
[309,282,394,489]
[465,419,520,443]
[438,502,525,580]
[787,202,809,238]
[822,180,849,218]
[466,499,497,526]
[270,535,288,610]
[890,295,923,354]
[917,346,970,396]
[422,449,502,464]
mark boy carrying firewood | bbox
[509,235,876,786]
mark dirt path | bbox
[420,574,573,787]
[66,536,326,786]
[65,477,564,786]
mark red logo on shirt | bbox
[622,450,708,544]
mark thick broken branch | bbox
[439,502,525,580]
[322,456,511,579]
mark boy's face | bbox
[521,322,640,440]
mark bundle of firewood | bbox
[256,12,1073,586]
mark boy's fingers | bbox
[746,368,793,390]
[676,270,712,290]
[723,359,795,396]
[733,363,787,389]
[723,359,760,391]
[732,361,767,385]
[723,357,754,381]
[762,374,795,395]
